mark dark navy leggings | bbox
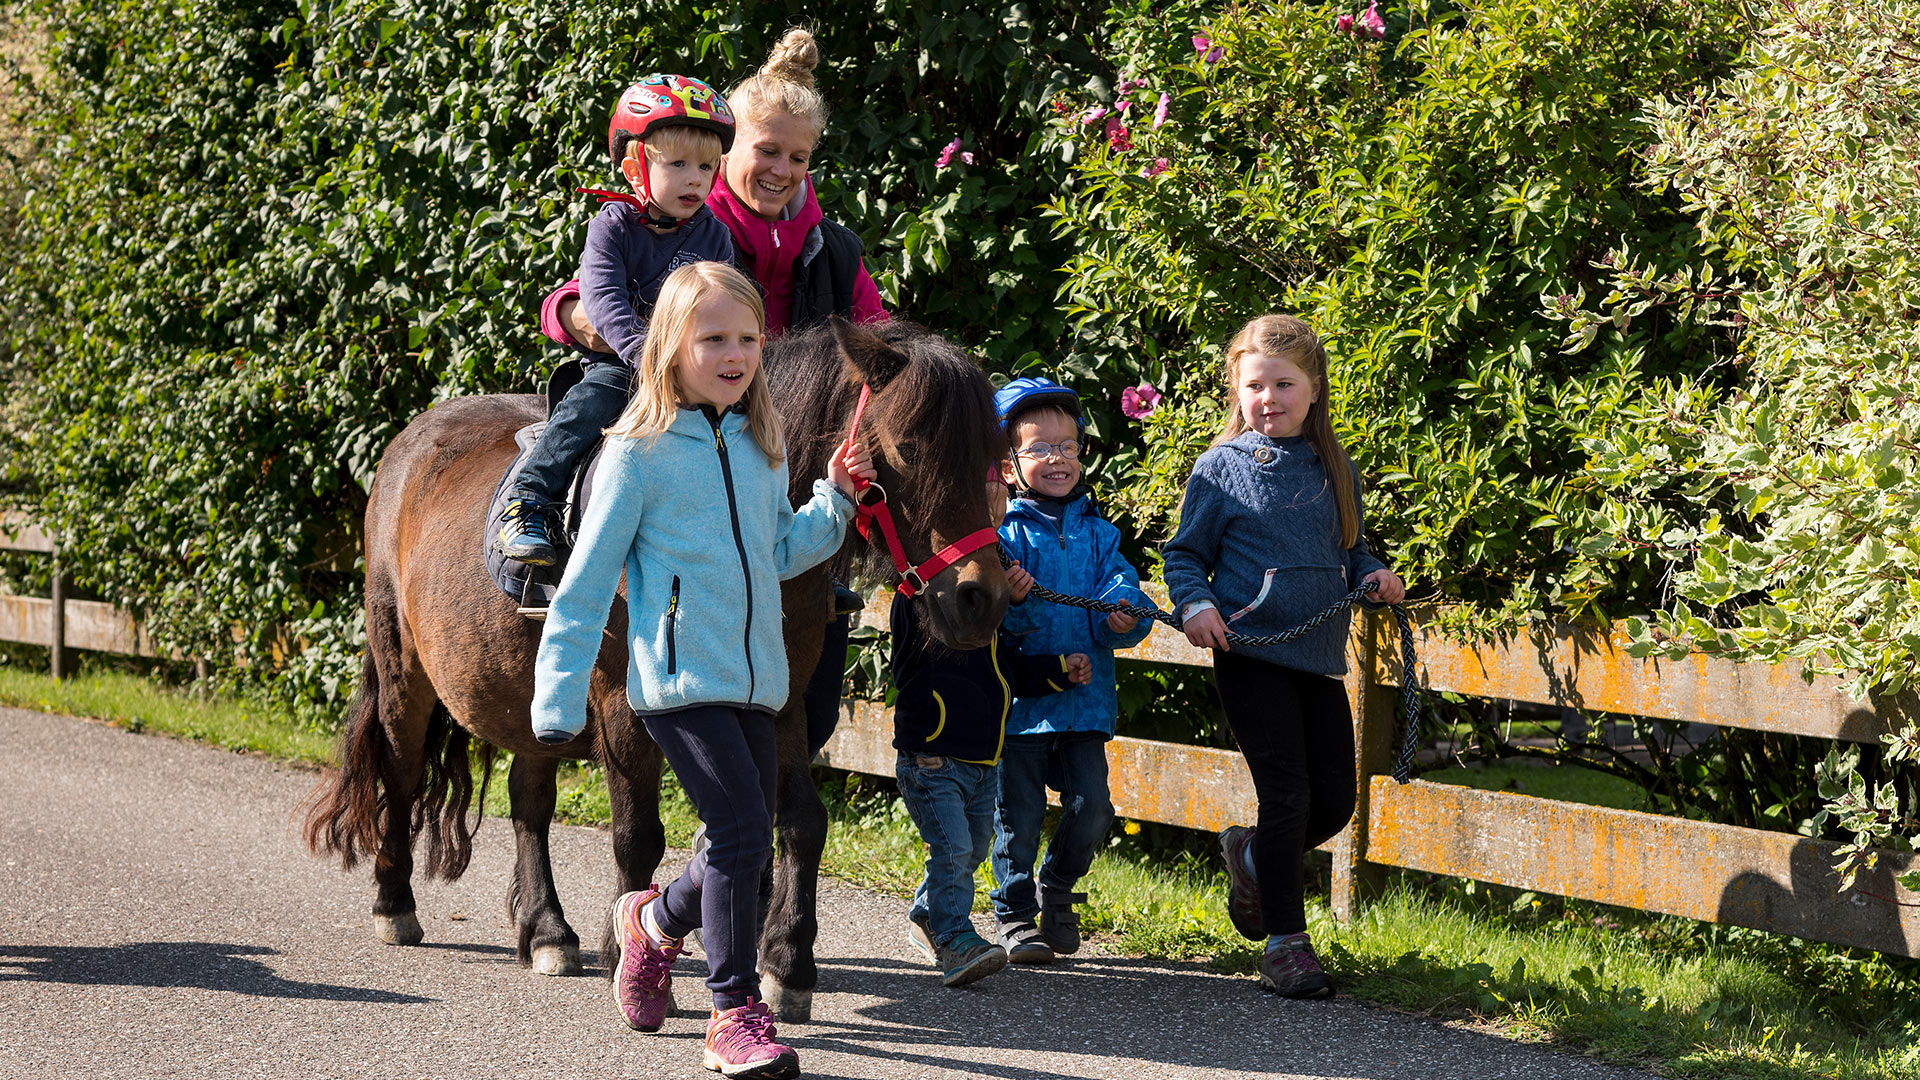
[1213,652,1356,935]
[641,704,778,1011]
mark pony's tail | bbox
[301,651,495,881]
[414,704,495,881]
[301,647,387,870]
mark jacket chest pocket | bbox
[664,575,681,675]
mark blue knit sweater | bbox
[1163,432,1386,676]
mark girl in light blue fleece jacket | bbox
[530,261,871,1077]
[1163,313,1405,1003]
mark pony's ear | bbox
[831,316,909,389]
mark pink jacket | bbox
[707,175,888,337]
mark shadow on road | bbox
[0,941,434,1003]
[792,952,1393,1079]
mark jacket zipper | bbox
[709,415,756,701]
[665,575,681,675]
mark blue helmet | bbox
[994,376,1084,433]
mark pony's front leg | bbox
[505,753,582,975]
[759,698,829,1023]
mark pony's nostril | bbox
[956,580,993,624]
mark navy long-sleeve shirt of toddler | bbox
[577,202,736,367]
[887,593,1075,766]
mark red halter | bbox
[845,384,1001,598]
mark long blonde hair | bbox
[729,28,830,143]
[1215,314,1360,548]
[604,262,784,465]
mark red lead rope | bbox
[845,384,1001,598]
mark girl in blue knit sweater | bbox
[1163,314,1405,1000]
[531,260,872,1079]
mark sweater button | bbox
[1254,447,1275,464]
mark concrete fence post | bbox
[1331,611,1392,921]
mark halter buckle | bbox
[901,567,927,595]
[856,482,889,509]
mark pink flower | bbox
[1359,1,1386,39]
[1120,383,1162,420]
[1153,92,1170,129]
[1106,116,1133,152]
[1192,34,1224,63]
[1116,77,1146,94]
[1147,157,1171,177]
[1336,12,1355,32]
[936,137,961,168]
[961,151,975,164]
[1079,105,1109,126]
[1116,98,1132,112]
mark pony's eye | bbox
[893,443,922,467]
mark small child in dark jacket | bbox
[891,481,1090,988]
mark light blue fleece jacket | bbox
[531,405,853,740]
[1163,432,1387,676]
[998,492,1152,736]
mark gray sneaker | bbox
[934,930,1009,988]
[1259,932,1334,999]
[906,912,936,964]
[1036,886,1087,955]
[994,916,1054,965]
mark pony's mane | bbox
[767,320,1003,585]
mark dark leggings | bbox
[1214,652,1356,935]
[640,704,778,1011]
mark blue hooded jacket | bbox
[532,405,852,740]
[998,491,1152,736]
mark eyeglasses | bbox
[1013,440,1082,461]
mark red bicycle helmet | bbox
[607,73,736,168]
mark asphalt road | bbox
[0,706,1658,1080]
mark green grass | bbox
[1423,761,1652,811]
[0,662,339,764]
[7,658,1919,1079]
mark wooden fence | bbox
[6,512,1915,956]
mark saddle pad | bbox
[483,424,607,609]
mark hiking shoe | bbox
[610,886,682,1032]
[1036,887,1087,955]
[906,912,936,964]
[1260,932,1334,999]
[994,916,1054,965]
[703,998,799,1079]
[934,930,1008,988]
[494,499,558,566]
[1219,824,1264,941]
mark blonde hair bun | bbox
[730,29,830,142]
[761,28,820,90]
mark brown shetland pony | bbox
[301,318,1008,1021]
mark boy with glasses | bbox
[987,378,1154,963]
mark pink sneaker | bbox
[703,999,799,1079]
[610,886,682,1032]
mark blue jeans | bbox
[895,751,999,946]
[990,731,1113,921]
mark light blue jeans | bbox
[990,731,1114,921]
[895,751,999,946]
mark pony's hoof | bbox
[373,912,424,946]
[760,973,813,1024]
[531,943,582,976]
